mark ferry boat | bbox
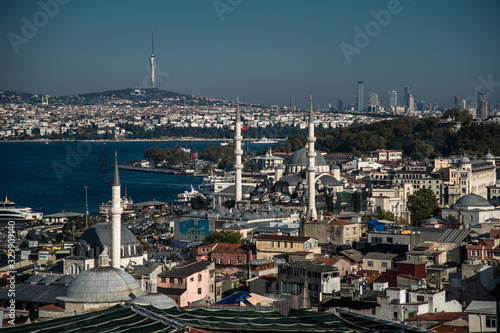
[99,197,133,215]
[175,185,203,204]
[252,137,279,144]
[198,175,235,196]
[0,197,43,222]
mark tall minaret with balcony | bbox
[234,97,243,203]
[111,151,122,268]
[307,95,317,220]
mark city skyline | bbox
[1,0,499,109]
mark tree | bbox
[406,188,441,226]
[200,230,244,246]
[136,235,152,253]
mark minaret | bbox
[111,151,122,268]
[307,95,317,220]
[150,30,156,89]
[234,97,243,203]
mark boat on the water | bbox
[0,197,43,222]
[198,175,234,196]
[252,138,278,144]
[175,185,203,204]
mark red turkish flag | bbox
[190,152,197,160]
[241,124,248,132]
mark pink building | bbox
[196,243,256,265]
[158,260,215,307]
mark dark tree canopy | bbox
[406,188,441,226]
[200,230,244,245]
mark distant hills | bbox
[0,88,261,108]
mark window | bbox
[237,259,242,264]
[219,259,223,264]
[417,295,425,302]
[169,278,175,283]
[228,259,232,265]
[161,277,166,283]
[177,278,183,284]
[371,308,376,315]
[198,274,202,281]
[367,261,373,267]
[198,288,202,294]
[190,277,194,282]
[381,262,388,268]
[486,315,496,328]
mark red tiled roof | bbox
[290,251,312,255]
[38,304,65,311]
[328,218,356,225]
[212,243,250,254]
[405,312,468,322]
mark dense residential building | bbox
[196,243,256,265]
[255,235,321,260]
[157,260,215,306]
[278,260,341,305]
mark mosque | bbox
[53,153,176,316]
[234,96,344,219]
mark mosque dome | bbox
[132,293,177,309]
[57,266,143,303]
[459,156,471,164]
[275,174,302,188]
[25,274,44,283]
[484,152,495,160]
[288,148,327,166]
[78,223,138,247]
[317,174,340,187]
[455,194,491,207]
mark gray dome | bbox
[25,274,44,283]
[53,275,74,286]
[332,165,340,169]
[459,156,471,164]
[58,266,143,303]
[132,293,177,309]
[78,223,138,247]
[484,152,495,160]
[455,194,491,207]
[39,275,59,284]
[288,148,327,166]
[317,174,340,187]
[276,174,302,187]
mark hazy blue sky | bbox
[1,0,499,109]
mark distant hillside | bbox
[281,117,500,160]
[0,88,259,107]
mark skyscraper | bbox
[338,99,343,112]
[408,94,415,112]
[368,93,379,106]
[477,91,488,119]
[454,96,462,109]
[388,90,398,108]
[150,31,156,89]
[403,86,410,108]
[356,81,364,112]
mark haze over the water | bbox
[1,0,499,109]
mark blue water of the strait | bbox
[0,141,274,215]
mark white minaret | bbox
[150,30,156,89]
[234,97,243,203]
[111,151,122,268]
[307,95,317,220]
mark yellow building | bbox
[255,235,321,260]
